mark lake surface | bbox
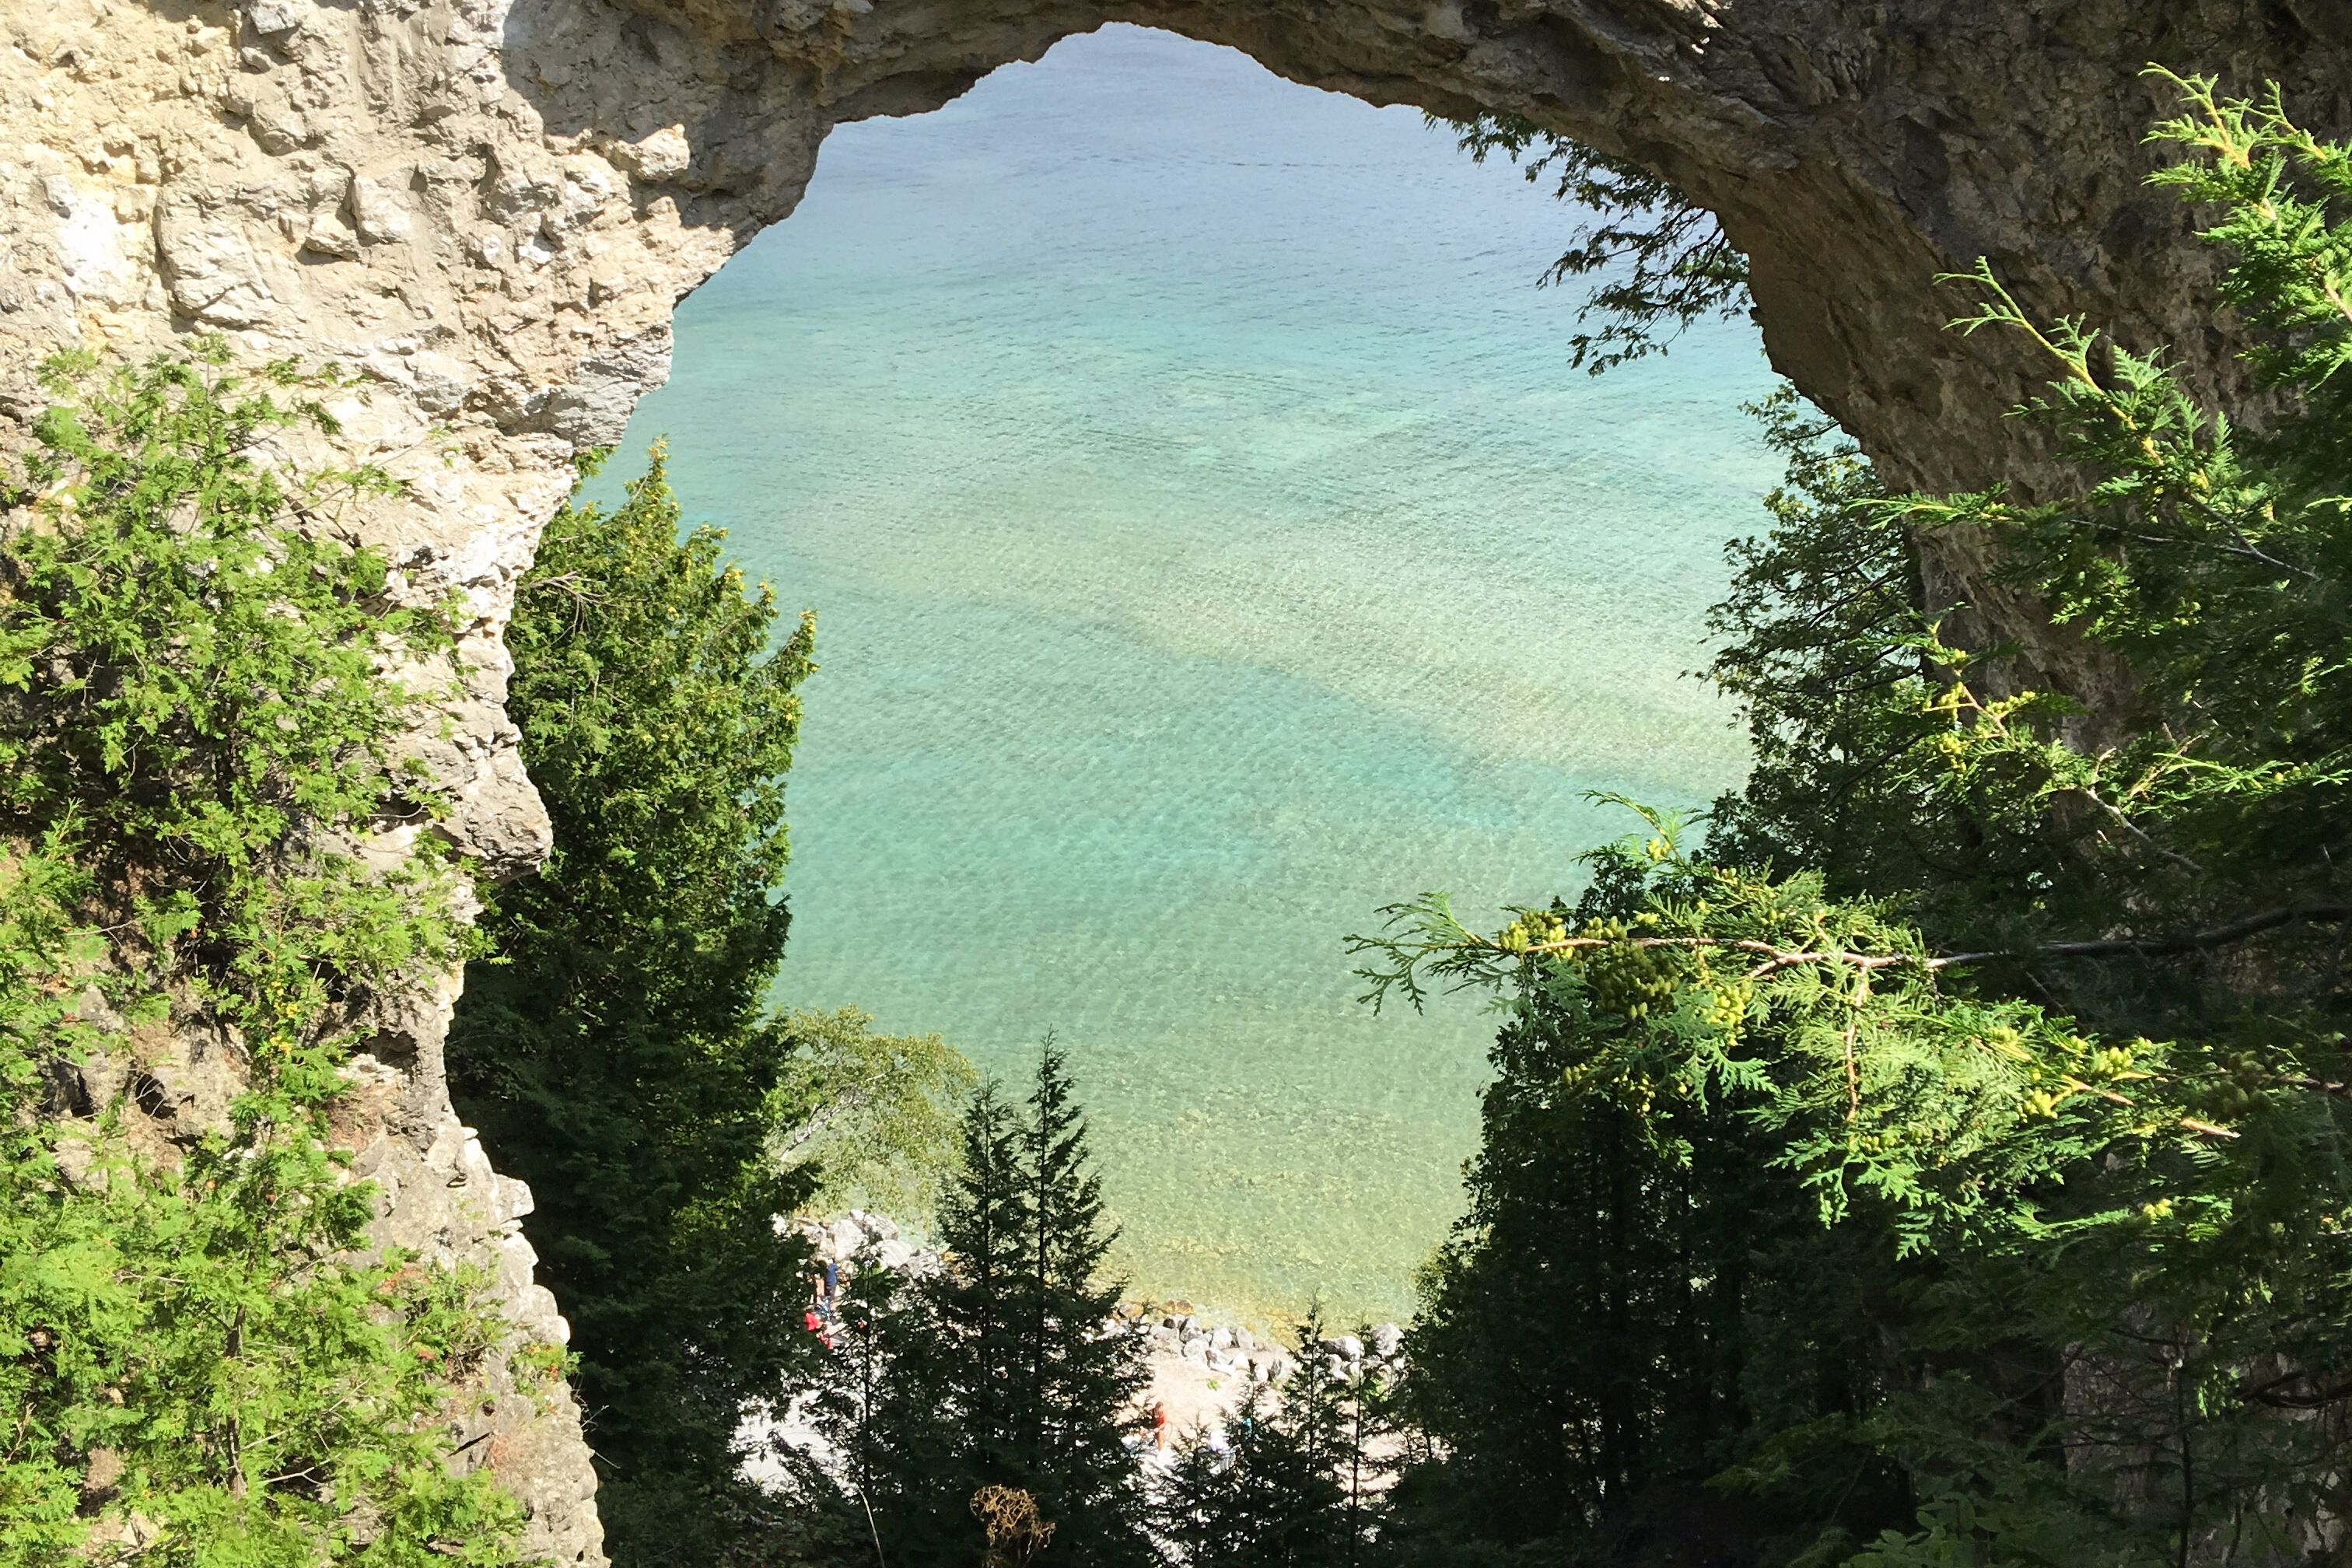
[589,23,1780,1323]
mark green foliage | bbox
[1699,391,1936,895]
[1385,862,1901,1561]
[1375,73,2352,1563]
[795,1048,1153,1567]
[445,445,824,1564]
[1440,114,1750,373]
[0,345,469,1016]
[0,348,523,1565]
[772,1006,978,1220]
[1153,1307,1395,1568]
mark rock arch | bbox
[3,2,2347,1559]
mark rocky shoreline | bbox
[1109,1300,1404,1388]
[799,1209,1402,1365]
[748,1211,1408,1476]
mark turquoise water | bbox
[591,24,1780,1322]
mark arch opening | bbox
[502,0,2352,716]
[591,23,1780,1320]
[8,3,2352,1559]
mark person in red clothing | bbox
[804,1264,835,1351]
[1150,1400,1170,1451]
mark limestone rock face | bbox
[2,0,2347,1558]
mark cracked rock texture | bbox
[3,0,2347,1558]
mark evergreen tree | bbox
[1367,74,2352,1564]
[1241,1317,1352,1568]
[1152,1418,1245,1566]
[765,1244,926,1568]
[1332,1323,1398,1568]
[445,446,822,1564]
[800,1049,1153,1566]
[855,1082,1034,1565]
[1153,1308,1396,1568]
[1018,1042,1150,1555]
[1389,873,1901,1561]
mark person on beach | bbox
[804,1263,835,1350]
[1150,1400,1170,1451]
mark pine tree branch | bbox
[1931,901,2352,968]
[1472,902,2352,974]
[2236,1367,2352,1410]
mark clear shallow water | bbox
[590,24,1780,1323]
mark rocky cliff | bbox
[3,1,2347,1558]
